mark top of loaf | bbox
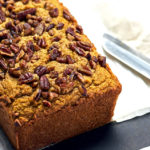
[0,0,118,124]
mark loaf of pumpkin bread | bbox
[0,0,121,149]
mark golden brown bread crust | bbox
[0,0,122,149]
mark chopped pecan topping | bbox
[19,72,34,84]
[17,8,36,21]
[66,55,75,64]
[76,41,91,51]
[34,89,42,101]
[0,58,7,71]
[76,25,83,34]
[34,66,48,77]
[9,67,21,78]
[0,6,5,22]
[50,71,58,79]
[79,85,87,96]
[14,119,22,127]
[0,44,14,57]
[49,8,59,18]
[40,75,50,91]
[98,55,106,67]
[34,23,45,35]
[56,56,67,63]
[37,38,47,48]
[57,23,64,30]
[49,49,61,61]
[78,66,92,76]
[10,44,20,54]
[69,43,85,56]
[23,23,32,36]
[49,92,58,101]
[0,72,4,79]
[63,9,74,21]
[43,100,51,107]
[46,23,55,32]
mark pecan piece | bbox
[52,36,61,42]
[42,91,49,99]
[49,92,58,101]
[49,49,61,61]
[98,55,106,67]
[57,23,64,30]
[63,9,74,21]
[40,75,50,91]
[10,44,20,54]
[34,89,42,101]
[0,72,4,79]
[50,71,58,79]
[69,43,85,56]
[66,55,75,64]
[86,53,92,61]
[63,68,73,76]
[49,8,59,18]
[23,23,32,36]
[0,30,8,40]
[0,7,5,22]
[0,58,7,71]
[0,44,14,57]
[78,66,92,76]
[16,50,25,63]
[66,27,75,36]
[34,23,45,35]
[34,65,48,77]
[43,100,51,107]
[76,25,83,34]
[76,72,85,84]
[17,8,36,21]
[19,72,34,84]
[79,85,87,97]
[89,60,96,69]
[60,82,74,94]
[9,67,21,78]
[55,77,67,85]
[8,59,15,68]
[46,23,55,32]
[5,22,16,32]
[56,56,67,63]
[76,41,91,51]
[37,38,47,48]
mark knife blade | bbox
[102,33,150,80]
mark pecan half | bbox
[69,43,85,56]
[57,23,64,30]
[0,7,5,22]
[52,36,61,42]
[19,72,34,84]
[34,65,48,77]
[49,49,61,61]
[49,8,59,18]
[78,66,92,76]
[98,55,106,67]
[17,8,36,21]
[46,23,55,32]
[66,55,75,64]
[23,23,32,36]
[10,44,20,54]
[34,23,45,35]
[0,58,7,71]
[37,38,47,48]
[76,72,85,84]
[56,56,67,63]
[76,41,91,51]
[0,44,14,57]
[34,89,42,101]
[66,27,75,36]
[43,100,51,107]
[9,67,21,78]
[63,9,74,21]
[40,75,50,91]
[76,25,83,34]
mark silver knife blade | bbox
[102,33,150,80]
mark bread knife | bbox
[102,33,150,80]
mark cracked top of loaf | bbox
[0,0,119,125]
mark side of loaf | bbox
[0,0,122,150]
